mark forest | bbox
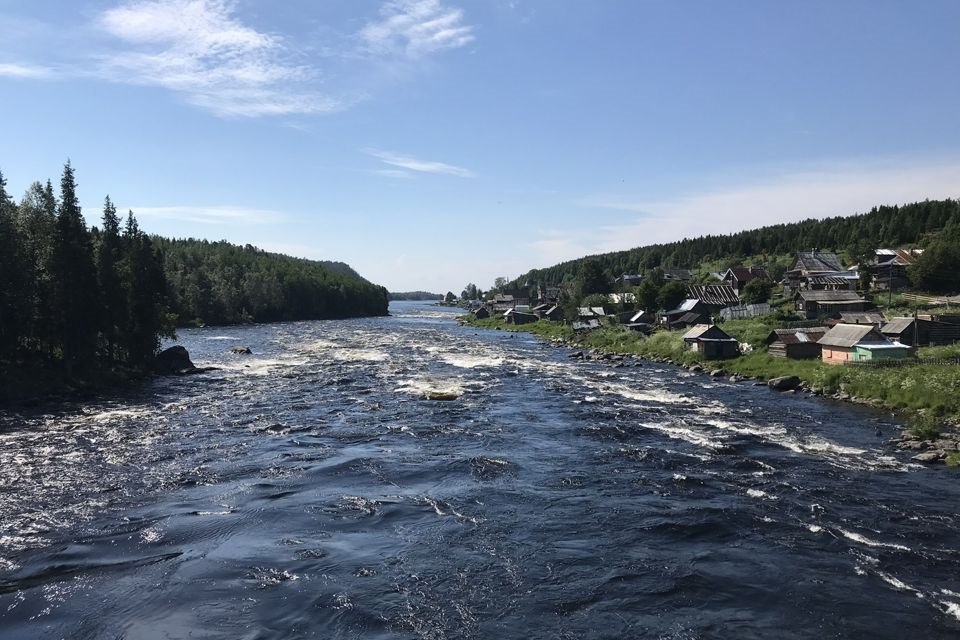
[509,199,960,292]
[0,163,389,398]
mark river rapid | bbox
[2,301,960,639]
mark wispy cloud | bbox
[94,0,339,117]
[0,62,56,79]
[370,168,417,179]
[129,204,283,225]
[530,160,960,266]
[365,148,475,177]
[359,0,474,58]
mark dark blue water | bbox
[2,301,959,639]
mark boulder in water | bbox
[426,390,459,401]
[912,451,944,463]
[768,375,801,391]
[230,346,253,355]
[154,345,217,376]
[155,346,194,374]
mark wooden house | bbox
[535,304,563,321]
[504,310,538,325]
[881,317,960,347]
[783,252,857,293]
[795,290,868,319]
[615,274,644,287]
[664,299,711,329]
[871,249,922,290]
[682,325,740,360]
[721,266,770,295]
[766,327,828,359]
[472,306,490,320]
[818,324,912,365]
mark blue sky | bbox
[2,1,960,293]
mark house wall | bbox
[821,346,853,365]
[853,346,912,362]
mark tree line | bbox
[0,162,389,393]
[0,163,170,376]
[509,199,960,293]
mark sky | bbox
[2,0,960,293]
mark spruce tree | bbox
[96,196,125,361]
[50,161,100,370]
[0,169,27,359]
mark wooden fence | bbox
[850,357,960,369]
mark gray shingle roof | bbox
[818,324,887,348]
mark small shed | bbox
[472,306,490,319]
[505,310,538,325]
[668,311,710,330]
[682,325,740,360]
[536,304,563,321]
[818,323,912,365]
[766,327,828,359]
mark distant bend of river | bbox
[2,301,960,639]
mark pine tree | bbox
[122,212,169,365]
[50,161,100,370]
[96,196,125,361]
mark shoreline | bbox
[460,314,960,466]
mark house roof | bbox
[630,310,652,322]
[796,290,865,302]
[793,252,844,273]
[876,248,922,266]
[880,317,915,334]
[674,311,708,325]
[724,266,770,283]
[807,274,858,287]
[767,327,828,345]
[687,284,740,306]
[667,298,702,315]
[818,323,888,348]
[682,324,736,342]
[662,268,693,281]
[839,312,885,325]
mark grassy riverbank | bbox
[462,315,960,423]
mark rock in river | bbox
[768,375,801,392]
[154,345,216,376]
[231,346,253,355]
[912,451,944,463]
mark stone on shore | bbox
[912,451,944,463]
[768,375,801,391]
[154,346,194,374]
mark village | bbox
[462,249,960,366]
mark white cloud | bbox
[365,148,475,177]
[531,160,960,266]
[359,0,474,58]
[0,62,55,79]
[129,204,283,224]
[95,0,338,117]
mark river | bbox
[2,301,959,639]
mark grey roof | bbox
[839,312,886,325]
[818,323,888,348]
[881,317,915,334]
[767,327,828,345]
[687,284,740,305]
[682,324,735,342]
[796,290,865,302]
[794,252,844,273]
[630,310,652,322]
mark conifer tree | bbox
[50,161,100,369]
[0,169,27,358]
[96,196,125,360]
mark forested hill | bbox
[388,291,442,301]
[155,238,389,326]
[512,199,960,286]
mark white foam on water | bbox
[808,525,822,533]
[875,570,917,593]
[441,354,506,369]
[941,601,960,621]
[203,336,240,341]
[334,348,389,363]
[747,488,777,500]
[838,528,911,552]
[218,357,308,375]
[395,377,465,399]
[640,421,725,450]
